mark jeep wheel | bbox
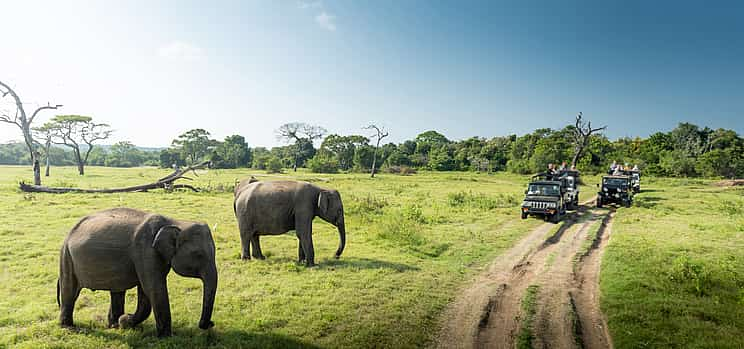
[550,213,561,223]
[521,212,528,219]
[624,200,631,208]
[596,198,603,208]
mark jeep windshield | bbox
[527,184,560,196]
[603,178,628,187]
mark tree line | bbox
[153,121,744,178]
[2,120,742,179]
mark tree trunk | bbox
[370,151,377,178]
[74,149,85,175]
[33,158,41,185]
[45,142,51,177]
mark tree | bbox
[570,112,606,167]
[32,122,56,176]
[0,80,62,184]
[172,129,216,164]
[49,115,112,175]
[160,148,185,168]
[319,134,369,170]
[106,141,144,167]
[276,122,326,171]
[212,135,251,168]
[364,124,389,177]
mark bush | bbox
[447,191,518,210]
[385,165,417,175]
[307,155,339,173]
[266,156,283,173]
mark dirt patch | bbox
[435,199,614,349]
[713,179,744,187]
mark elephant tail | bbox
[56,278,60,307]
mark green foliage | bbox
[447,190,518,210]
[211,135,252,169]
[306,154,339,173]
[319,134,368,170]
[171,129,217,164]
[266,156,283,173]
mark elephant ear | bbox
[152,225,182,262]
[318,190,330,216]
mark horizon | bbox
[2,1,742,148]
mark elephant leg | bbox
[59,280,81,327]
[238,226,252,260]
[59,250,81,328]
[108,291,126,328]
[251,235,265,259]
[297,239,306,263]
[118,285,151,329]
[146,285,172,337]
[297,220,315,267]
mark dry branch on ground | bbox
[18,161,211,193]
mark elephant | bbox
[57,208,218,337]
[233,179,346,267]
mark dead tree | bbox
[364,124,389,178]
[276,122,326,171]
[571,112,606,168]
[20,161,210,193]
[0,80,62,185]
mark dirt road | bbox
[436,202,614,349]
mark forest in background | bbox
[1,121,742,178]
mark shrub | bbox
[266,156,283,173]
[447,191,518,210]
[347,194,389,215]
[385,165,417,175]
[307,155,339,173]
[402,203,427,224]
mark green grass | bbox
[2,166,740,348]
[601,177,744,348]
[0,166,545,348]
[516,285,540,349]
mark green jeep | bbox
[596,175,633,208]
[521,175,568,223]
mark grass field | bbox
[0,166,550,348]
[0,166,741,348]
[602,177,744,348]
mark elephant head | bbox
[317,189,346,258]
[153,223,217,330]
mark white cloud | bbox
[157,41,204,62]
[315,12,336,31]
[297,1,322,9]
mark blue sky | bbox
[1,0,742,147]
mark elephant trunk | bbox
[335,217,346,258]
[198,265,217,330]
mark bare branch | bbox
[28,103,63,124]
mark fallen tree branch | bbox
[19,161,211,193]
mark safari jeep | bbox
[630,171,641,193]
[556,169,580,209]
[596,175,633,208]
[619,169,641,193]
[521,175,568,223]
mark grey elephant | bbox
[57,208,218,337]
[233,179,346,266]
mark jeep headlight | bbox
[603,187,608,192]
[522,201,531,207]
